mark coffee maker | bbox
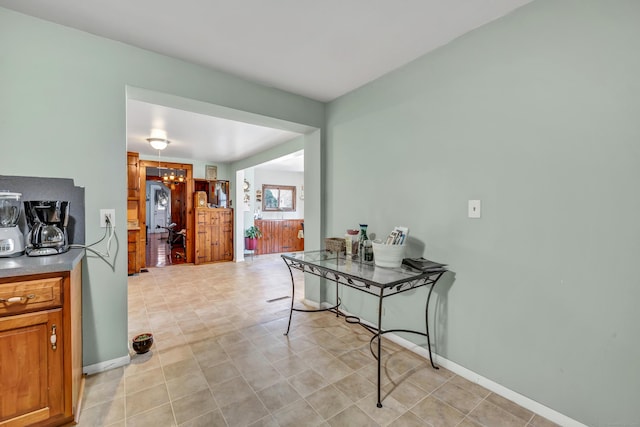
[0,191,25,257]
[24,200,70,256]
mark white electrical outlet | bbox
[100,209,115,228]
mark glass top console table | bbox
[281,250,447,408]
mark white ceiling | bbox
[1,0,533,168]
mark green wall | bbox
[325,1,639,425]
[0,8,324,367]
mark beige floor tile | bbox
[486,392,534,422]
[405,365,451,393]
[273,399,324,427]
[165,371,209,400]
[82,376,125,409]
[248,415,280,427]
[256,379,303,412]
[125,383,170,418]
[210,375,256,408]
[125,366,165,396]
[171,389,217,425]
[387,411,427,427]
[178,409,226,427]
[271,353,309,378]
[467,399,528,427]
[410,395,465,427]
[306,385,351,420]
[77,397,125,426]
[161,358,201,382]
[219,394,269,426]
[447,374,490,399]
[358,392,408,426]
[202,359,241,386]
[126,402,176,427]
[327,404,380,427]
[381,377,429,408]
[431,380,484,415]
[242,364,284,392]
[289,368,330,397]
[333,372,376,402]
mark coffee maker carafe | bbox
[0,191,25,257]
[24,200,70,256]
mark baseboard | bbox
[83,354,131,375]
[312,301,586,427]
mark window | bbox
[262,184,296,211]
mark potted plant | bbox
[244,225,262,251]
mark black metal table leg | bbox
[376,292,384,408]
[284,262,296,336]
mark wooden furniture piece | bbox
[127,151,140,200]
[0,262,83,427]
[127,151,141,274]
[194,206,234,264]
[255,219,304,254]
[127,228,140,275]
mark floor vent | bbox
[266,296,291,303]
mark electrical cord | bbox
[70,216,116,258]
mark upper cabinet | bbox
[127,152,140,200]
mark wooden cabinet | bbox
[255,219,304,255]
[127,229,140,275]
[127,152,140,200]
[194,207,234,264]
[127,151,141,274]
[0,264,83,427]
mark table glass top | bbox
[281,251,439,288]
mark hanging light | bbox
[147,129,170,151]
[169,170,175,181]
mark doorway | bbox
[138,159,194,267]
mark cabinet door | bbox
[195,210,211,265]
[221,210,234,261]
[127,152,140,199]
[0,309,64,426]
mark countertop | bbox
[0,248,85,278]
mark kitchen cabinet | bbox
[194,207,233,264]
[0,263,83,427]
[127,151,142,273]
[127,151,140,200]
[255,219,304,255]
[127,228,140,275]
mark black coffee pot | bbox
[24,201,70,256]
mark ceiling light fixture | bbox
[147,129,170,151]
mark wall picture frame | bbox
[205,165,217,180]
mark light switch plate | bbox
[468,200,481,218]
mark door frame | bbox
[139,159,194,266]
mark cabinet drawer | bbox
[0,277,63,316]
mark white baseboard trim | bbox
[83,354,131,376]
[309,301,586,427]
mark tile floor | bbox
[77,254,560,427]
